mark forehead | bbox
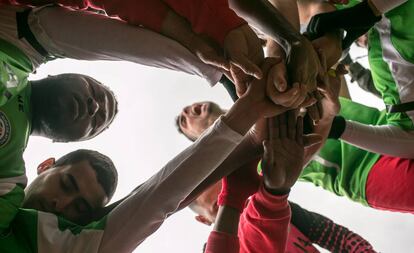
[61,160,108,208]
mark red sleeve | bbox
[88,0,168,32]
[163,0,246,45]
[238,185,291,253]
[205,231,240,253]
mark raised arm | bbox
[290,202,376,252]
[97,58,287,253]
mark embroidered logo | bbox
[0,111,11,147]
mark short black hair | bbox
[54,149,118,200]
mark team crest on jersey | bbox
[0,111,11,147]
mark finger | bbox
[296,116,304,145]
[198,51,230,72]
[267,83,301,106]
[287,110,296,140]
[299,95,317,108]
[262,140,273,171]
[278,113,287,138]
[230,54,263,79]
[286,83,308,108]
[307,97,320,122]
[234,80,248,97]
[267,62,287,92]
[269,116,279,139]
[303,134,323,148]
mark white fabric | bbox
[98,117,243,253]
[29,5,222,85]
[37,212,104,253]
[0,175,28,196]
[370,0,407,13]
[375,16,414,124]
[0,5,44,69]
[341,120,414,159]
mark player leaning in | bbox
[1,58,296,252]
[5,0,328,119]
[306,0,414,159]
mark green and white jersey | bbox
[0,208,107,253]
[300,98,387,205]
[0,37,33,107]
[0,38,32,233]
[368,1,414,130]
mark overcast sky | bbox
[23,45,414,252]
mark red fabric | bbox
[6,0,245,45]
[207,186,291,253]
[206,231,240,253]
[163,0,246,45]
[238,186,291,253]
[217,160,261,212]
[366,155,414,213]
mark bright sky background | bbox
[24,44,414,252]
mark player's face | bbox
[23,160,108,224]
[193,181,221,224]
[178,102,224,140]
[40,74,117,142]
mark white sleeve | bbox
[341,120,414,159]
[369,0,407,13]
[97,117,243,253]
[29,5,222,85]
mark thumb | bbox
[303,134,323,148]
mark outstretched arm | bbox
[290,202,377,252]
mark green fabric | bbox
[0,85,32,179]
[334,0,361,10]
[0,38,33,107]
[299,98,387,205]
[0,38,32,234]
[368,1,414,130]
[0,208,107,253]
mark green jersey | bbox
[0,208,107,253]
[300,98,387,205]
[0,38,32,233]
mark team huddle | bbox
[0,0,412,252]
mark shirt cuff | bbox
[200,115,244,145]
[206,231,239,253]
[250,185,290,218]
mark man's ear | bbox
[37,158,55,175]
[194,215,212,226]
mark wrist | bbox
[264,184,291,196]
[223,96,260,136]
[327,115,346,139]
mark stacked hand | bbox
[261,111,322,194]
[223,24,265,97]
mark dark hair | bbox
[54,149,118,200]
[174,115,196,142]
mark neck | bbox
[30,81,47,137]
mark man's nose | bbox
[88,97,99,117]
[182,106,190,116]
[54,196,72,213]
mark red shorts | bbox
[366,155,414,213]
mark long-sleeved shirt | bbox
[1,117,245,253]
[6,0,246,45]
[0,3,222,85]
